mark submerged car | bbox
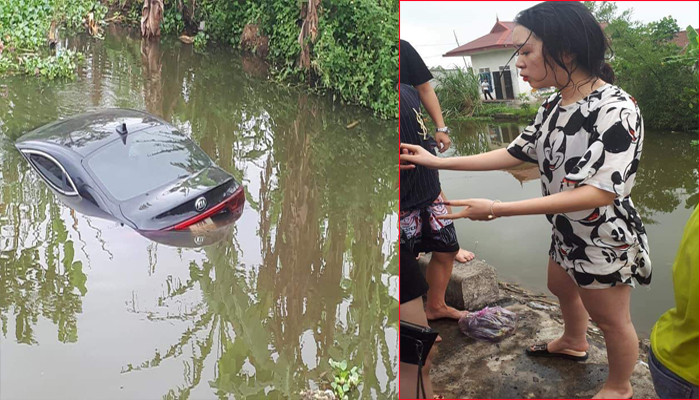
[15,109,245,245]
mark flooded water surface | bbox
[441,121,698,337]
[0,27,398,399]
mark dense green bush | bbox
[313,0,398,118]
[606,18,698,132]
[55,0,107,31]
[193,0,398,118]
[584,2,698,132]
[160,3,186,35]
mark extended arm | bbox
[400,144,525,171]
[440,185,616,221]
[495,185,615,216]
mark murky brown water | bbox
[441,120,698,337]
[0,26,398,399]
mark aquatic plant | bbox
[0,0,106,79]
[193,32,208,53]
[328,359,361,400]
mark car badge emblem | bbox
[195,197,207,212]
[194,235,205,246]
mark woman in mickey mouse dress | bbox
[400,2,649,399]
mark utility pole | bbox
[453,30,470,70]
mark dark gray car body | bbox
[15,109,244,236]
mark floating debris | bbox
[527,301,555,311]
[85,12,101,37]
[179,35,195,44]
[299,389,336,400]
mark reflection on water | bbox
[443,121,698,335]
[631,132,699,223]
[0,26,397,398]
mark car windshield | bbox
[86,126,213,201]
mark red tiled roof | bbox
[444,21,517,57]
[671,29,697,49]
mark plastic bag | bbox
[458,306,517,342]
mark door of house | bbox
[492,71,503,99]
[478,68,492,92]
[493,67,514,100]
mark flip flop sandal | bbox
[526,343,589,362]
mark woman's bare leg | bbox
[578,284,636,399]
[542,258,590,355]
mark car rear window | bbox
[86,126,213,201]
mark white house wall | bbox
[469,49,532,99]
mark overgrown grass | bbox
[432,66,483,119]
[433,66,539,123]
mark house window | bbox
[478,68,492,89]
[25,151,78,195]
[478,67,490,79]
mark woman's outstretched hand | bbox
[436,198,500,221]
[399,143,442,169]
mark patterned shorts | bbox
[400,194,459,255]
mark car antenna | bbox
[116,122,128,144]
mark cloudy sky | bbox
[400,1,700,69]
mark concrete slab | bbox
[425,281,657,399]
[418,255,500,311]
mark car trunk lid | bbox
[119,166,244,231]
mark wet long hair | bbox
[513,2,615,86]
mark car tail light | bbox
[166,186,245,231]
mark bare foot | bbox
[592,383,633,399]
[455,248,475,263]
[425,305,468,321]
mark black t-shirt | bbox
[400,40,433,87]
[400,84,441,211]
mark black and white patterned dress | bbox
[508,84,651,289]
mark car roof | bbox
[16,109,166,157]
